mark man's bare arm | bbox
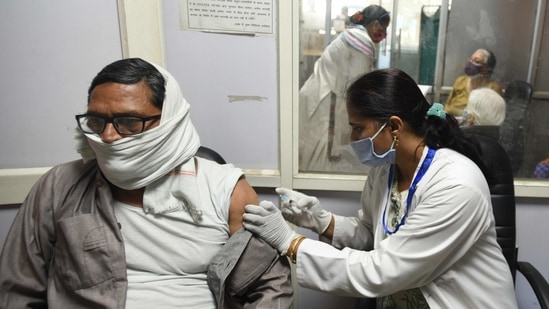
[228,177,259,235]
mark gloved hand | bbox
[275,187,332,234]
[243,200,300,255]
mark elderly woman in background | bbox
[444,48,503,117]
[461,87,506,126]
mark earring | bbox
[393,135,399,147]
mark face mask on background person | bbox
[372,29,387,43]
[457,109,470,126]
[464,60,484,76]
[351,122,396,167]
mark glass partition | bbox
[297,0,549,181]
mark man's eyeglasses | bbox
[75,114,161,136]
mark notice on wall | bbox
[179,0,275,36]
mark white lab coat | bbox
[294,147,518,308]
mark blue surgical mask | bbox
[351,122,396,167]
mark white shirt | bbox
[295,147,518,308]
[114,157,243,308]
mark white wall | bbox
[0,0,122,169]
[0,207,18,250]
[161,0,279,170]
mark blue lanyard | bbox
[382,148,436,235]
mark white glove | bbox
[275,187,332,234]
[243,200,299,255]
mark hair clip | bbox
[426,102,446,119]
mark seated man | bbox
[0,58,292,308]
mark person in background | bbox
[533,158,549,179]
[0,58,292,308]
[300,4,390,174]
[244,68,518,308]
[461,87,506,126]
[444,48,503,117]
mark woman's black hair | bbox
[346,68,490,179]
[350,4,390,27]
[87,58,166,109]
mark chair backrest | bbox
[461,125,500,141]
[503,80,533,103]
[195,146,227,164]
[499,80,534,174]
[472,133,518,281]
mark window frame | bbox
[278,1,549,198]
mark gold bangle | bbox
[291,236,306,264]
[287,235,306,264]
[286,236,302,262]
